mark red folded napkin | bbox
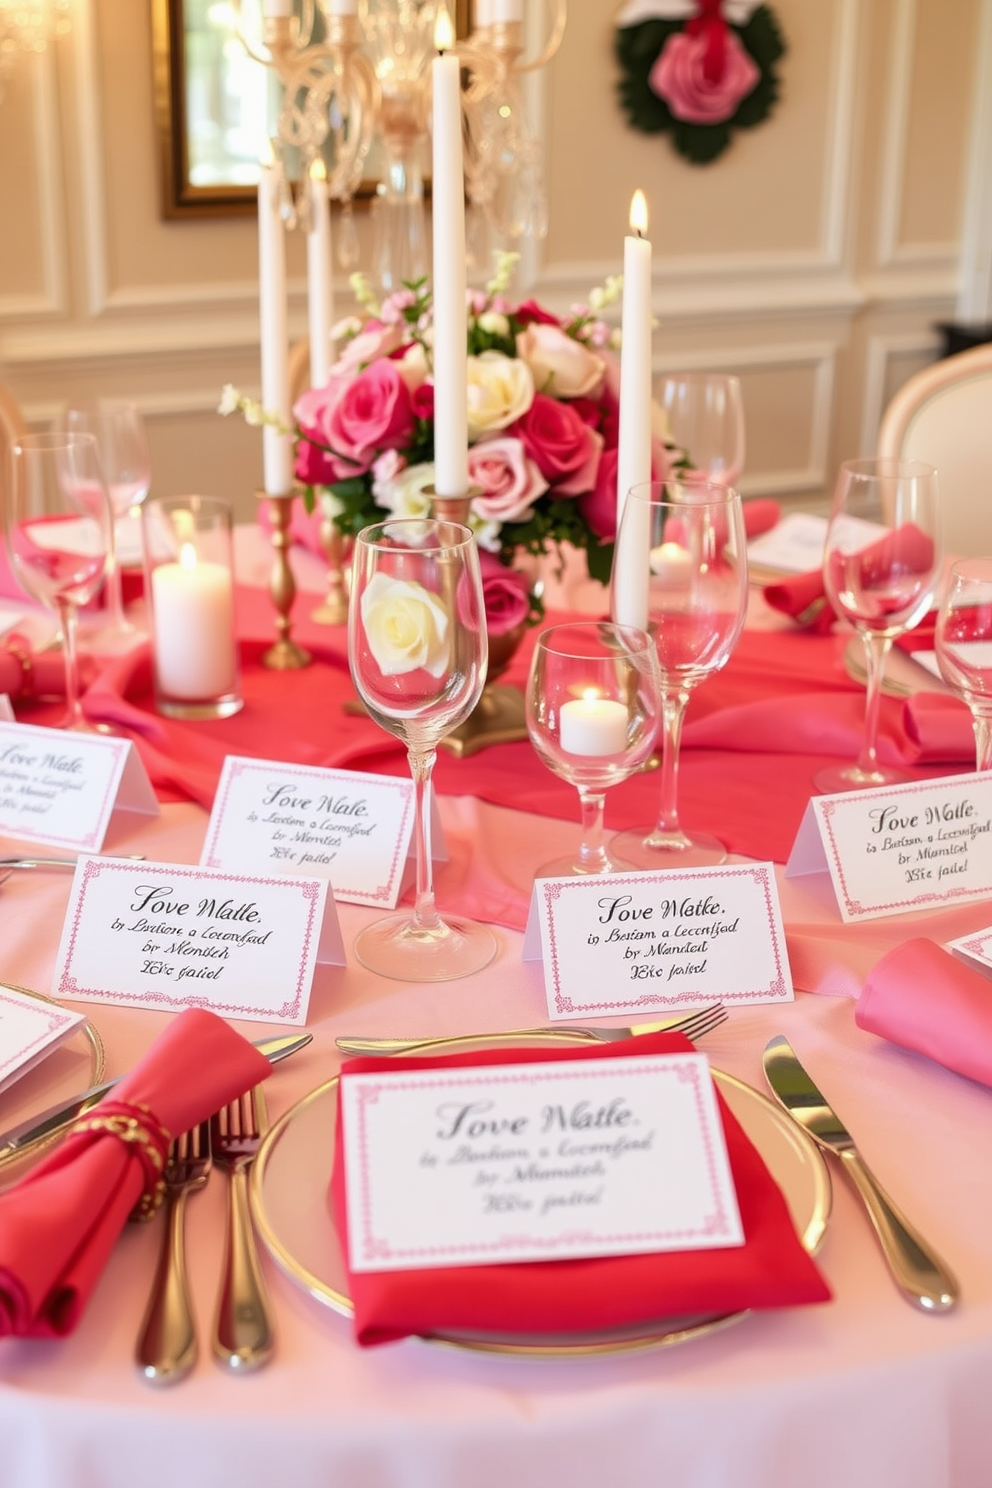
[0,633,81,702]
[0,1008,271,1338]
[901,692,975,764]
[330,1032,830,1347]
[856,938,992,1087]
[763,523,936,634]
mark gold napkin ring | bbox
[69,1101,172,1222]
[2,633,34,698]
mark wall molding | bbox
[860,329,944,455]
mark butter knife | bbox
[763,1035,958,1313]
[0,1032,312,1161]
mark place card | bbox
[200,755,445,907]
[746,511,884,574]
[786,773,992,922]
[52,858,345,1025]
[522,864,792,1020]
[0,696,13,723]
[340,1052,744,1273]
[0,982,87,1097]
[0,721,158,851]
[945,924,992,978]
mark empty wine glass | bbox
[3,432,113,730]
[610,480,749,868]
[61,399,151,649]
[659,372,745,487]
[935,558,992,771]
[814,458,940,794]
[348,517,497,981]
[525,622,661,877]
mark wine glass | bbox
[348,517,497,981]
[813,458,940,794]
[934,558,992,771]
[3,432,113,731]
[659,372,745,487]
[61,399,151,649]
[610,480,749,868]
[525,622,661,877]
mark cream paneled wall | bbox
[0,0,987,522]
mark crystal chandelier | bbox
[0,0,71,102]
[238,0,566,292]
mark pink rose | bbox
[511,392,603,496]
[516,323,605,399]
[649,29,760,125]
[578,447,618,542]
[329,320,405,377]
[467,436,548,522]
[477,549,532,637]
[294,359,414,484]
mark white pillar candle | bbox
[649,540,692,585]
[560,694,629,756]
[327,0,358,12]
[262,0,292,14]
[151,545,237,701]
[307,159,334,389]
[431,12,469,500]
[489,0,523,19]
[258,149,293,495]
[612,190,653,631]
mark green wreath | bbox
[616,4,786,165]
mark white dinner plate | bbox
[0,984,105,1178]
[251,1048,831,1358]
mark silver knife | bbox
[0,1032,312,1160]
[0,854,146,869]
[763,1035,958,1314]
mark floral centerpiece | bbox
[221,252,673,640]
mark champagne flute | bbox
[659,372,745,487]
[610,480,749,868]
[62,399,151,648]
[814,458,940,794]
[525,622,661,877]
[348,517,497,981]
[934,558,992,771]
[3,432,113,731]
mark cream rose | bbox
[466,351,535,438]
[516,322,605,399]
[360,572,450,678]
[373,459,435,518]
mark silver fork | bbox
[136,1121,212,1386]
[210,1086,274,1373]
[335,1003,728,1057]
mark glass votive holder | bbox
[141,495,243,719]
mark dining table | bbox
[0,532,990,1488]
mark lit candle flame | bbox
[629,189,648,238]
[179,542,198,570]
[434,4,454,51]
[309,157,327,183]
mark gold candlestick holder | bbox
[310,503,349,626]
[256,491,312,670]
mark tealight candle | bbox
[650,541,693,585]
[560,694,629,756]
[151,544,237,702]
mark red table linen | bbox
[856,937,992,1087]
[0,1008,271,1338]
[330,1032,831,1347]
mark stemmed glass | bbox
[813,458,941,794]
[61,400,151,649]
[610,480,749,868]
[3,432,113,731]
[659,372,745,487]
[348,517,497,981]
[525,622,661,877]
[934,558,992,771]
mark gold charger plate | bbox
[251,1047,831,1359]
[0,983,105,1176]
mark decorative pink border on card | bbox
[0,725,125,850]
[345,1058,735,1267]
[541,865,789,1017]
[55,859,319,1020]
[202,758,414,905]
[817,777,992,920]
[0,984,81,1079]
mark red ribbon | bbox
[687,0,729,84]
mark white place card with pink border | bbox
[199,756,445,908]
[340,1052,744,1272]
[51,857,345,1025]
[522,864,793,1020]
[786,773,992,922]
[0,981,87,1096]
[0,721,158,851]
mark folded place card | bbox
[0,721,158,851]
[0,697,13,723]
[0,982,87,1096]
[199,755,445,907]
[522,864,792,1020]
[340,1051,744,1273]
[786,773,992,922]
[52,858,345,1025]
[946,924,992,980]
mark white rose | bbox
[515,322,605,399]
[466,351,535,437]
[360,572,450,678]
[374,460,436,518]
[477,310,510,337]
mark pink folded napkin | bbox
[901,693,975,765]
[330,1032,831,1347]
[856,938,992,1087]
[764,523,935,634]
[0,1008,271,1337]
[0,634,84,702]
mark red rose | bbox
[293,360,414,484]
[513,299,561,329]
[511,392,603,496]
[411,382,435,421]
[578,447,619,542]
